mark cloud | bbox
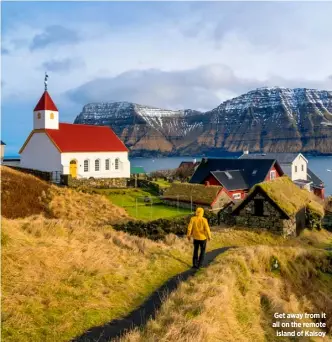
[30,25,81,51]
[42,58,85,73]
[1,47,10,55]
[66,65,332,112]
[66,65,265,111]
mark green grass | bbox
[95,188,191,221]
[125,205,192,221]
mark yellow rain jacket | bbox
[187,207,211,241]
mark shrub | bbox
[113,211,219,240]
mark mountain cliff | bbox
[74,87,332,156]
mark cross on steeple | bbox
[44,72,49,91]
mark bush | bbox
[113,211,219,240]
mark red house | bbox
[190,158,284,201]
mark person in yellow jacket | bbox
[187,207,211,269]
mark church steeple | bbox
[33,72,59,129]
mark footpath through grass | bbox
[96,188,191,221]
[2,217,332,342]
[120,233,332,342]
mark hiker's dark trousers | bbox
[193,239,207,268]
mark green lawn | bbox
[95,188,192,221]
[151,178,181,189]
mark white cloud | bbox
[2,2,332,113]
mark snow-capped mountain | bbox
[74,87,332,156]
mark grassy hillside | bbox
[2,218,332,342]
[1,216,193,342]
[122,246,332,342]
[1,166,128,224]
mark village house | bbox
[162,183,233,212]
[189,158,284,201]
[231,177,324,237]
[239,152,325,199]
[1,140,6,162]
[19,75,130,183]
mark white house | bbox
[19,81,130,180]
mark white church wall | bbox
[61,151,130,179]
[20,133,62,171]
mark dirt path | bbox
[71,246,233,342]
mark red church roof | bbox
[34,91,58,111]
[44,123,128,152]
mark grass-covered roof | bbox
[163,183,227,205]
[255,176,324,217]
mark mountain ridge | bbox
[74,87,332,156]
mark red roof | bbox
[34,91,58,111]
[45,123,128,152]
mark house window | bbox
[254,199,264,216]
[105,159,110,170]
[115,158,119,170]
[295,166,298,173]
[84,159,89,172]
[270,170,276,180]
[301,164,304,172]
[50,112,54,119]
[95,159,100,171]
[232,193,241,200]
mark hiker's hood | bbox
[195,207,204,217]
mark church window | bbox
[95,159,100,171]
[84,160,89,172]
[37,112,41,119]
[115,158,119,170]
[50,112,54,119]
[105,159,110,170]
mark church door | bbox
[70,160,77,178]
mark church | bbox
[19,75,130,180]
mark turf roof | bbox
[163,183,227,206]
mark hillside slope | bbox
[122,246,332,342]
[1,166,128,224]
[74,87,332,156]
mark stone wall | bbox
[62,175,127,188]
[234,193,296,236]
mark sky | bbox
[1,1,332,156]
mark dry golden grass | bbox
[121,246,332,342]
[163,183,225,205]
[2,215,332,342]
[325,196,332,213]
[1,166,129,224]
[1,216,192,342]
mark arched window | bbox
[115,158,119,170]
[84,159,89,172]
[95,159,100,171]
[37,112,41,119]
[50,112,54,119]
[105,159,110,170]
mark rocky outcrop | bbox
[74,87,332,156]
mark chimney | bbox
[243,149,249,155]
[205,181,210,187]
